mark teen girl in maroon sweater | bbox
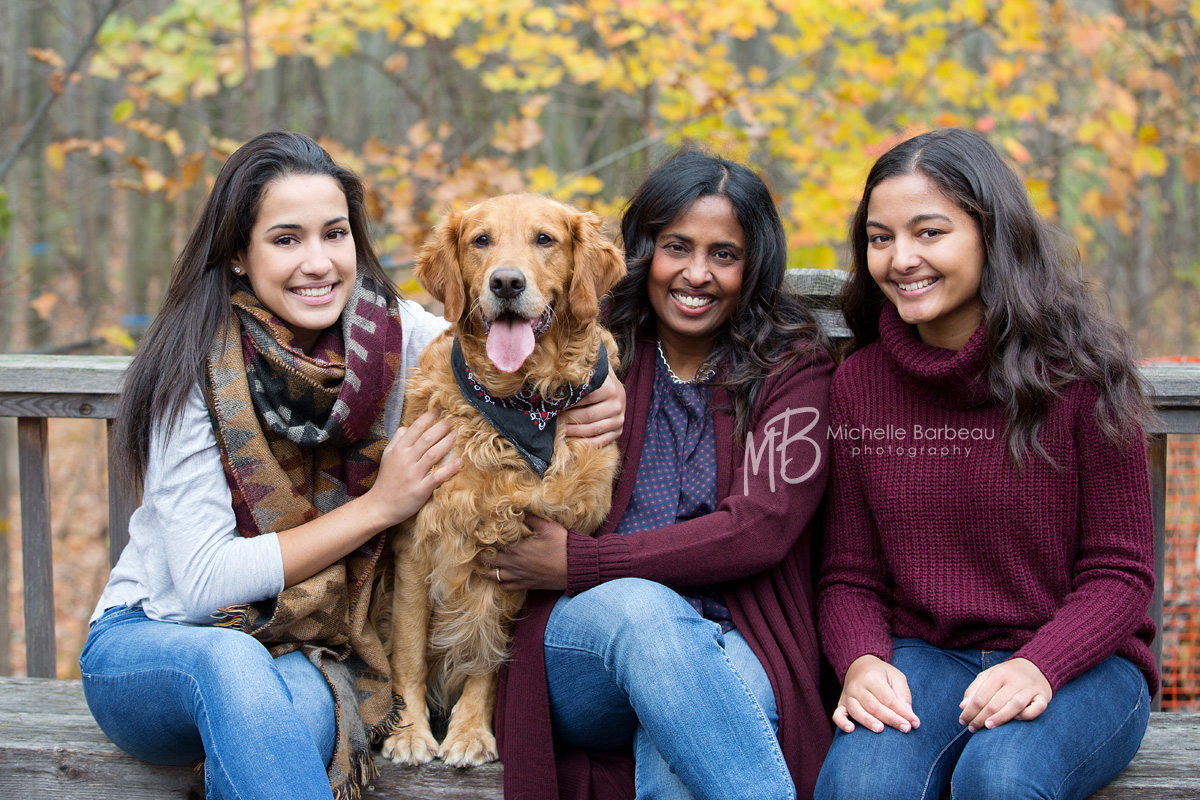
[816,128,1156,800]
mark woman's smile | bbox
[647,194,745,376]
[234,173,357,353]
[865,172,985,351]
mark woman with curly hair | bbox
[490,149,836,800]
[816,128,1155,800]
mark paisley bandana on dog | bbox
[451,335,609,477]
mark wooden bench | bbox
[0,677,503,799]
[2,269,1200,797]
[1,676,1197,798]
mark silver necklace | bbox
[657,340,716,384]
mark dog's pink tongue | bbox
[486,315,536,373]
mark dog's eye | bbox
[473,234,490,247]
[536,233,554,247]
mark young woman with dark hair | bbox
[81,131,623,800]
[816,128,1156,800]
[490,149,836,800]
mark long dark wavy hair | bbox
[113,131,399,492]
[606,147,830,438]
[841,128,1150,464]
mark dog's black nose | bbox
[489,268,526,299]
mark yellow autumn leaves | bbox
[34,0,1200,278]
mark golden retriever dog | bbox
[379,194,625,767]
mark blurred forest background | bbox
[4,0,1200,357]
[1,0,1200,696]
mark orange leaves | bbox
[1183,150,1200,183]
[492,116,544,153]
[43,143,67,172]
[31,292,59,320]
[127,156,167,193]
[28,48,66,68]
[1004,137,1033,165]
[383,53,408,73]
[43,138,123,172]
[29,47,80,95]
[178,152,205,187]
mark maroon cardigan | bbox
[496,338,836,800]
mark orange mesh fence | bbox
[1163,432,1200,711]
[1151,355,1200,710]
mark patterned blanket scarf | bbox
[203,275,403,800]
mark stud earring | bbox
[233,266,243,275]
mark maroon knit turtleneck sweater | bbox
[817,304,1158,696]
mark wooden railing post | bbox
[1147,433,1167,712]
[105,419,133,566]
[0,419,11,676]
[17,417,55,679]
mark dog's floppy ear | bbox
[416,210,467,321]
[568,210,626,323]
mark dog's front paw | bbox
[381,728,440,765]
[438,726,498,767]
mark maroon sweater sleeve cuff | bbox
[819,591,895,681]
[565,531,631,595]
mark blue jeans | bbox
[80,605,336,800]
[544,578,795,800]
[814,638,1151,800]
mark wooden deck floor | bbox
[2,677,1197,799]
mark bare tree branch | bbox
[0,0,124,184]
[240,0,259,135]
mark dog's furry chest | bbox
[402,333,618,550]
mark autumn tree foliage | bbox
[4,0,1200,354]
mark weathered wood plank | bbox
[7,357,1190,410]
[0,392,119,419]
[1141,364,1200,408]
[0,678,501,799]
[0,675,92,714]
[0,679,1194,800]
[1149,407,1200,435]
[1090,712,1200,798]
[0,301,1197,411]
[784,267,847,308]
[0,354,130,395]
[17,418,56,679]
[364,761,503,799]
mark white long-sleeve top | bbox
[91,299,447,624]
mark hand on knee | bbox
[958,658,1051,733]
[834,655,920,734]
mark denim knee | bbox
[951,734,1068,800]
[949,660,1151,800]
[815,730,941,800]
[169,625,271,670]
[950,751,1048,800]
[568,578,693,626]
[556,578,719,660]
